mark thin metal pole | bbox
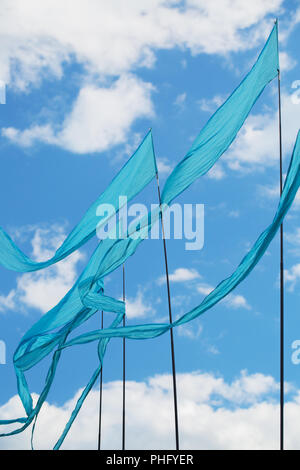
[122,264,126,450]
[97,311,104,450]
[278,67,284,452]
[276,18,284,451]
[154,166,180,450]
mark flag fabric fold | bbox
[0,131,156,272]
[162,22,279,205]
[51,23,280,288]
[1,22,291,449]
[62,130,300,364]
[51,130,300,449]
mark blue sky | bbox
[0,0,300,450]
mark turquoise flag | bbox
[0,22,285,448]
[56,23,280,286]
[0,130,156,272]
[4,127,298,449]
[162,22,279,205]
[47,130,300,449]
[62,130,300,353]
[0,131,157,434]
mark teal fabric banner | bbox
[51,23,280,288]
[52,130,300,449]
[0,132,156,435]
[0,130,156,272]
[4,127,299,448]
[162,22,279,205]
[0,22,287,449]
[51,17,280,292]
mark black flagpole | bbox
[152,133,179,450]
[122,264,126,450]
[276,18,284,451]
[97,310,104,450]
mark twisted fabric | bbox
[0,23,291,449]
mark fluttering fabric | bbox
[54,130,300,448]
[161,23,279,205]
[48,22,281,291]
[0,22,288,449]
[0,131,156,272]
[67,131,300,347]
[0,131,157,437]
[35,129,300,449]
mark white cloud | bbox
[279,51,297,72]
[2,75,154,154]
[0,369,297,450]
[0,290,16,313]
[259,180,280,200]
[114,132,143,163]
[57,76,154,154]
[0,0,284,90]
[1,125,56,148]
[156,157,173,177]
[0,225,84,314]
[177,322,203,340]
[198,94,226,113]
[207,344,220,355]
[197,283,214,296]
[284,263,300,292]
[158,268,201,285]
[224,91,300,173]
[229,210,240,218]
[258,178,300,211]
[181,59,187,69]
[200,88,299,178]
[226,293,251,310]
[0,1,287,155]
[286,228,300,251]
[171,294,191,307]
[125,290,155,320]
[206,162,226,180]
[197,284,250,310]
[174,92,186,109]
